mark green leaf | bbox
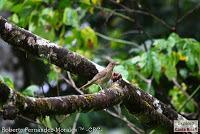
[11,14,19,23]
[4,1,13,10]
[166,34,177,53]
[169,87,196,112]
[82,0,101,5]
[109,30,124,49]
[179,69,188,79]
[28,22,36,32]
[11,3,24,13]
[122,60,137,80]
[137,53,147,69]
[186,41,200,70]
[3,76,14,89]
[63,8,79,28]
[141,52,153,77]
[79,113,92,127]
[154,39,168,50]
[32,24,55,40]
[22,85,39,97]
[186,51,195,70]
[40,8,59,26]
[130,56,141,64]
[80,26,98,49]
[165,65,177,80]
[168,33,180,43]
[88,84,100,93]
[48,69,59,82]
[43,116,53,129]
[41,8,54,17]
[114,65,129,79]
[162,52,178,80]
[151,52,161,82]
[154,33,180,54]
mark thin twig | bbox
[174,0,180,30]
[63,72,81,134]
[95,6,135,22]
[178,85,200,112]
[61,74,83,94]
[79,1,135,23]
[172,78,198,110]
[17,115,46,128]
[54,115,62,128]
[1,108,46,128]
[114,104,122,116]
[55,115,70,127]
[109,0,154,50]
[67,72,78,89]
[96,32,140,48]
[71,113,80,134]
[135,71,153,93]
[135,21,150,51]
[104,9,116,25]
[147,77,153,93]
[1,105,54,132]
[104,109,144,134]
[135,71,149,83]
[121,30,143,36]
[110,0,172,30]
[177,3,200,24]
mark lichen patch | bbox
[5,22,12,31]
[136,90,141,96]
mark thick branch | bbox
[0,80,173,131]
[0,80,125,116]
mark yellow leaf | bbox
[178,52,188,61]
[82,0,102,14]
[80,26,98,49]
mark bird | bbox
[79,61,118,90]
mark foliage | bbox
[0,75,14,89]
[121,33,199,112]
[22,85,39,97]
[126,33,199,82]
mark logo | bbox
[174,120,198,132]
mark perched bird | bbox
[79,61,118,90]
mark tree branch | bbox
[109,0,173,30]
[177,3,200,24]
[0,79,173,131]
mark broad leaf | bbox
[22,85,39,97]
[63,8,79,28]
[80,26,98,49]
